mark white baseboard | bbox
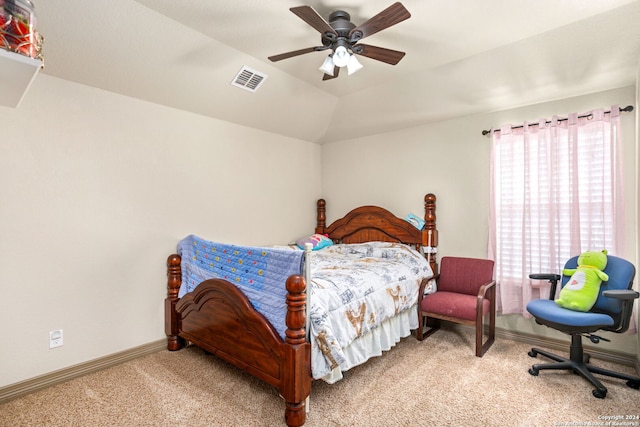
[0,339,166,405]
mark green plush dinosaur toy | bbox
[555,250,609,312]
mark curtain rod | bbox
[481,105,634,136]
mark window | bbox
[488,107,625,315]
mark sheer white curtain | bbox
[488,106,625,317]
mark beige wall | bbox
[1,74,636,388]
[0,75,322,387]
[322,86,638,355]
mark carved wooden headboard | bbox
[315,193,438,273]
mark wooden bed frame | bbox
[165,193,438,427]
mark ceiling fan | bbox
[268,2,411,80]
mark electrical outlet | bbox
[49,329,63,349]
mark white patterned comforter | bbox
[307,242,434,381]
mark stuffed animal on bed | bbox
[555,250,609,312]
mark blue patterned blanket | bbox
[177,235,304,339]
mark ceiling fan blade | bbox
[268,47,319,62]
[349,2,410,40]
[322,66,339,80]
[290,5,338,36]
[354,44,406,65]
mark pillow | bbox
[295,234,333,251]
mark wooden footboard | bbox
[165,255,311,427]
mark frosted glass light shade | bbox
[346,55,363,75]
[318,56,335,75]
[332,46,350,67]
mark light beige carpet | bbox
[1,326,638,427]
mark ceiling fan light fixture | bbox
[332,45,350,67]
[319,56,335,76]
[346,54,363,75]
[269,3,410,81]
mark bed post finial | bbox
[315,199,326,234]
[167,254,181,299]
[165,254,185,351]
[424,193,438,274]
[424,193,436,228]
[285,275,307,345]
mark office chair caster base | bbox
[528,367,539,376]
[528,347,590,363]
[627,380,640,390]
[592,389,607,399]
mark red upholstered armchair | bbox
[417,256,496,357]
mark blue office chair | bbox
[526,255,640,398]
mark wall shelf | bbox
[0,48,42,108]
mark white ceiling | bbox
[33,0,640,143]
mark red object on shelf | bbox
[0,0,40,59]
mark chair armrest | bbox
[529,273,561,281]
[417,273,439,302]
[477,280,496,298]
[601,289,639,334]
[476,280,496,314]
[529,273,562,300]
[602,289,640,300]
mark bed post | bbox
[315,199,326,235]
[283,275,311,427]
[423,193,438,274]
[165,254,185,351]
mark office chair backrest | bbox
[438,256,494,296]
[561,255,635,314]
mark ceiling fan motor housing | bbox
[321,10,362,50]
[329,10,353,32]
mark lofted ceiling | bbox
[32,0,640,144]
